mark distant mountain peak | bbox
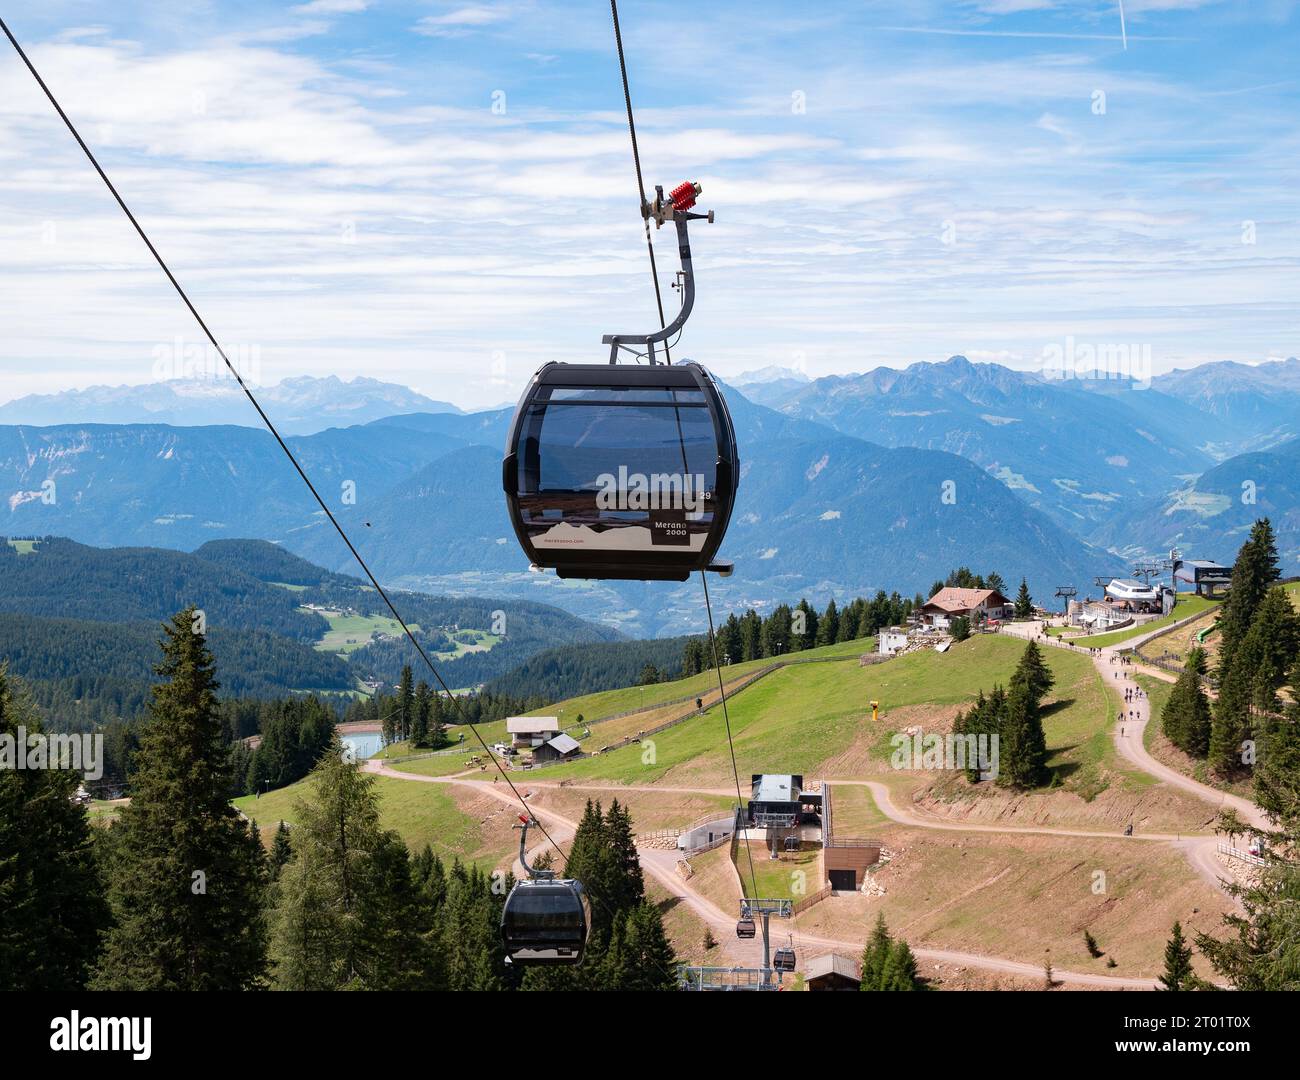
[732,365,813,385]
[0,375,462,435]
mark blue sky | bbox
[0,0,1296,409]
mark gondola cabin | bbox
[500,878,591,965]
[502,360,738,581]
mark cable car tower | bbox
[1053,585,1077,614]
[679,897,794,991]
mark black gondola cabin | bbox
[502,360,738,581]
[500,878,591,965]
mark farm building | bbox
[805,953,861,991]
[878,628,908,654]
[919,587,1012,629]
[530,732,582,765]
[506,716,562,749]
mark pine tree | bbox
[949,615,971,642]
[93,608,268,990]
[1010,640,1054,703]
[269,820,292,881]
[396,665,415,743]
[0,668,109,990]
[998,680,1047,789]
[1217,519,1281,672]
[1158,921,1194,991]
[1162,647,1212,757]
[1014,577,1033,619]
[817,600,839,647]
[270,734,432,989]
[411,680,431,747]
[860,913,893,990]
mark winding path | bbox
[367,619,1267,989]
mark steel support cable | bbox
[0,15,566,861]
[607,1,758,905]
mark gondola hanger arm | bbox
[602,180,713,364]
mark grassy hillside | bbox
[535,635,1044,788]
[235,773,519,872]
[524,635,876,727]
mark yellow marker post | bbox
[870,700,880,722]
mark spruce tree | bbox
[270,734,433,989]
[1014,577,1033,619]
[0,668,109,990]
[1010,640,1054,703]
[794,598,818,650]
[437,860,508,991]
[269,820,292,881]
[817,600,839,647]
[1198,659,1300,990]
[1158,921,1194,991]
[1162,647,1212,757]
[396,665,415,743]
[93,608,268,990]
[997,681,1047,789]
[860,913,893,989]
[881,939,920,990]
[1217,518,1280,672]
[604,903,678,990]
[1254,665,1300,827]
[412,680,431,747]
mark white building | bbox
[506,716,562,749]
[878,629,909,654]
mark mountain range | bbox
[0,375,460,435]
[0,536,618,727]
[2,356,1296,636]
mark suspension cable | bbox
[609,0,671,365]
[608,1,756,902]
[0,15,568,862]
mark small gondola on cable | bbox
[502,181,738,582]
[500,815,591,966]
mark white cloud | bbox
[414,5,510,36]
[292,0,369,13]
